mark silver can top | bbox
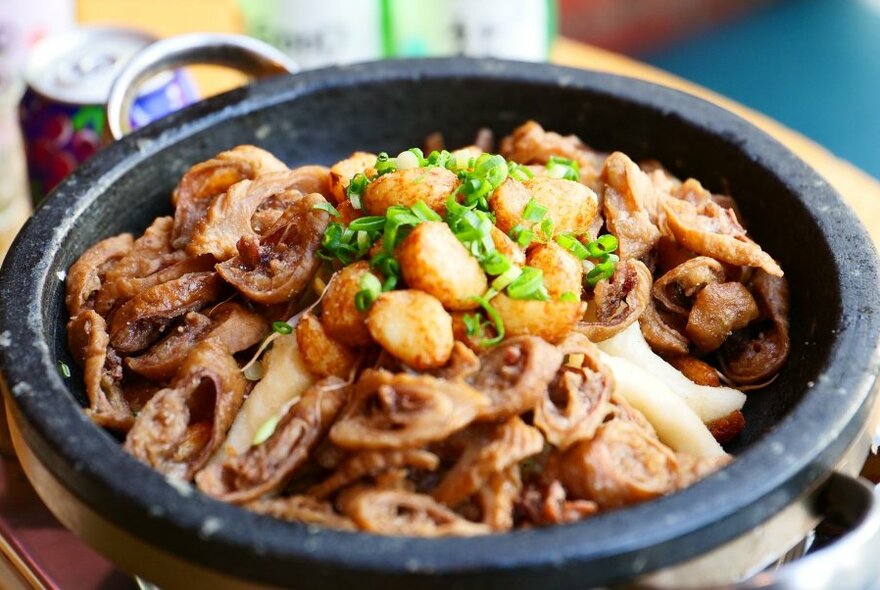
[24,26,159,105]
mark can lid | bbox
[24,27,161,105]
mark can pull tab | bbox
[106,33,297,140]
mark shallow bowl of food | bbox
[1,58,879,590]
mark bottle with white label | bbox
[384,0,557,62]
[238,0,386,69]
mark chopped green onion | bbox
[491,265,523,292]
[586,234,619,258]
[348,216,386,232]
[252,414,280,446]
[411,200,442,222]
[375,152,397,176]
[480,251,512,276]
[370,251,401,281]
[58,360,71,378]
[508,162,535,182]
[555,233,590,260]
[523,198,548,222]
[560,291,579,302]
[546,155,580,181]
[539,217,554,241]
[507,266,550,301]
[354,273,383,311]
[427,149,452,168]
[347,172,370,209]
[272,321,293,335]
[312,201,341,217]
[469,295,505,347]
[509,224,534,248]
[462,313,484,338]
[586,258,617,287]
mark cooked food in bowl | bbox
[63,120,788,536]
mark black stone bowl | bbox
[1,59,879,589]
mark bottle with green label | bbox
[382,0,557,61]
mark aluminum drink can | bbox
[19,27,198,203]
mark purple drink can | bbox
[19,27,198,203]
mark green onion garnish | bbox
[545,155,580,181]
[354,273,383,311]
[58,360,71,378]
[462,313,485,338]
[312,201,341,217]
[375,152,397,176]
[507,266,550,301]
[555,233,590,260]
[560,291,578,302]
[480,251,512,276]
[469,295,505,347]
[586,234,619,258]
[523,198,548,222]
[346,172,370,209]
[348,216,386,233]
[586,257,617,287]
[253,414,281,446]
[411,200,442,222]
[508,162,535,182]
[509,224,534,248]
[491,265,523,292]
[539,217,554,241]
[272,321,293,335]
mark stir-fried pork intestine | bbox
[601,152,661,260]
[638,297,690,356]
[433,418,543,507]
[124,340,247,479]
[308,449,439,499]
[95,253,214,317]
[196,377,347,503]
[719,271,791,384]
[171,145,289,249]
[188,167,329,260]
[246,495,356,530]
[65,234,133,317]
[339,487,492,536]
[108,271,225,353]
[67,311,133,430]
[534,334,613,450]
[550,420,685,509]
[126,303,267,381]
[477,466,522,530]
[653,256,726,317]
[499,120,604,190]
[217,193,330,304]
[686,282,759,353]
[468,336,563,420]
[519,480,599,525]
[67,124,789,536]
[663,195,783,277]
[102,217,178,287]
[330,370,488,449]
[576,259,652,342]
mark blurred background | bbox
[0,0,878,261]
